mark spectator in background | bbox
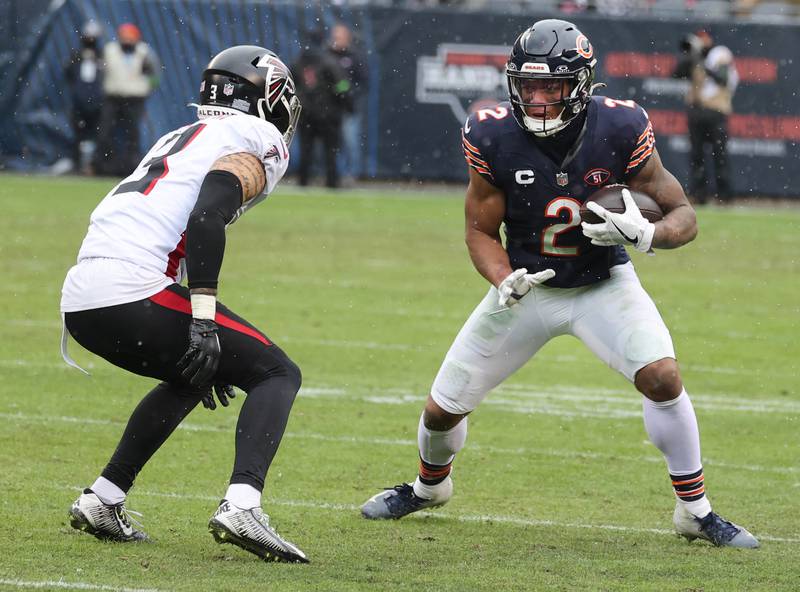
[292,29,352,189]
[95,23,161,177]
[673,31,738,203]
[64,21,104,175]
[327,22,368,184]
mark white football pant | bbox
[431,262,675,414]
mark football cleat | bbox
[68,489,148,542]
[673,503,759,548]
[361,477,452,520]
[208,500,309,563]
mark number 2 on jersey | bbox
[113,123,206,196]
[541,197,581,257]
[476,106,509,121]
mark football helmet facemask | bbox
[199,45,302,146]
[506,19,602,137]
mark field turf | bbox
[0,173,798,591]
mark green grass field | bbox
[0,173,798,591]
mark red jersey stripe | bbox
[149,289,272,346]
[464,150,489,168]
[461,132,481,154]
[165,233,186,280]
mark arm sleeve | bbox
[185,170,242,291]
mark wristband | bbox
[190,293,217,320]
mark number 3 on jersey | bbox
[541,197,581,257]
[113,123,206,196]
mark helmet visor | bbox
[508,74,576,121]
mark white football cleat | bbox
[673,503,759,548]
[68,489,148,542]
[208,500,309,563]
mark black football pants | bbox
[688,106,732,202]
[65,283,301,493]
[297,119,341,188]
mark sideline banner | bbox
[372,8,799,196]
[2,3,798,196]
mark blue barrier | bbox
[2,1,798,196]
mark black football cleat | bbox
[673,503,759,548]
[361,478,452,520]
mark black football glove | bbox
[201,383,236,411]
[177,318,221,386]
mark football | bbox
[579,184,663,224]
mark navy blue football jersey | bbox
[462,96,655,288]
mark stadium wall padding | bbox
[2,0,798,197]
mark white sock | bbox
[417,413,468,466]
[413,476,450,500]
[643,389,712,517]
[91,476,126,505]
[413,413,467,498]
[225,483,261,510]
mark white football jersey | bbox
[61,112,288,312]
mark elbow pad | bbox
[185,170,242,291]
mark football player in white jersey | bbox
[61,46,309,562]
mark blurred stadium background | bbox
[1,0,799,196]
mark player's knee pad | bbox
[616,320,676,382]
[431,358,482,415]
[624,321,674,365]
[238,345,302,394]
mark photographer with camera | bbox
[673,30,739,204]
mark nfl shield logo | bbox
[556,172,569,187]
[223,83,235,96]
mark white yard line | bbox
[3,411,795,476]
[494,385,800,414]
[0,579,162,592]
[301,383,800,416]
[4,316,796,379]
[6,319,63,329]
[0,360,86,371]
[8,366,796,414]
[57,485,800,545]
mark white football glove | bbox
[580,188,655,253]
[497,268,556,308]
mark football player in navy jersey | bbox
[362,19,758,549]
